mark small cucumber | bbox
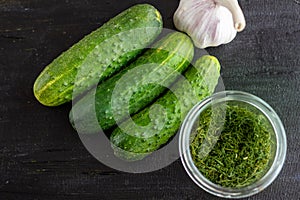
[110,55,221,161]
[33,4,163,106]
[70,32,194,133]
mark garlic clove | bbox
[215,0,246,32]
[174,0,246,48]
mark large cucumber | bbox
[33,4,162,106]
[70,32,194,133]
[110,55,221,161]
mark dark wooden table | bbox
[1,0,299,199]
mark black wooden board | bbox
[0,0,299,199]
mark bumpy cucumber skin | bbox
[33,4,163,106]
[110,55,221,161]
[70,32,194,133]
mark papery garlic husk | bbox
[174,0,246,48]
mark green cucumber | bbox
[70,32,194,133]
[33,4,162,106]
[110,55,221,161]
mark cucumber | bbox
[110,55,221,161]
[70,32,194,133]
[33,4,163,106]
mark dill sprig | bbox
[190,102,274,188]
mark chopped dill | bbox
[190,101,274,188]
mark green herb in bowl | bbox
[180,91,287,198]
[190,101,275,188]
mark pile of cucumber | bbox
[33,4,221,161]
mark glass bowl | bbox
[179,91,287,199]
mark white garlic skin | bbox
[174,0,243,49]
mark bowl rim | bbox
[179,90,287,199]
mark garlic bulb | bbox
[174,0,246,48]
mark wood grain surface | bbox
[0,0,299,199]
